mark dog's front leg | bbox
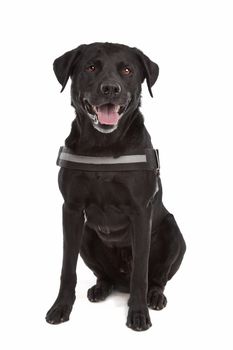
[127,207,152,331]
[46,202,84,324]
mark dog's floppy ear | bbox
[134,49,159,97]
[53,45,86,92]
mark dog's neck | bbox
[65,108,153,157]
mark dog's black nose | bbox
[100,82,121,96]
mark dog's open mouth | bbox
[83,100,128,133]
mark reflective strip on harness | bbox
[60,151,147,165]
[57,146,160,172]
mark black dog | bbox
[46,43,186,331]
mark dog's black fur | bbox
[46,43,186,331]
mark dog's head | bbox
[53,43,159,134]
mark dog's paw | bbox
[126,306,152,331]
[147,288,167,310]
[87,281,113,302]
[45,298,73,325]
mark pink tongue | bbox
[97,104,120,125]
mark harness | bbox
[57,146,160,174]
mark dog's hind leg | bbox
[87,278,114,302]
[80,226,117,302]
[148,213,186,310]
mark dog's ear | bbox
[53,45,86,92]
[134,49,159,97]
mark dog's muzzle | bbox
[83,98,130,134]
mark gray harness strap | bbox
[57,146,160,172]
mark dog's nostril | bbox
[101,84,110,95]
[100,83,121,96]
[114,85,121,94]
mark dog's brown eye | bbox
[121,67,132,75]
[86,65,96,72]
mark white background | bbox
[0,0,232,349]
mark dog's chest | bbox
[60,168,157,244]
[60,168,157,220]
[80,172,132,241]
[85,172,132,211]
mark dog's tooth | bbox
[94,116,98,124]
[115,105,120,113]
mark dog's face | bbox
[53,43,159,134]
